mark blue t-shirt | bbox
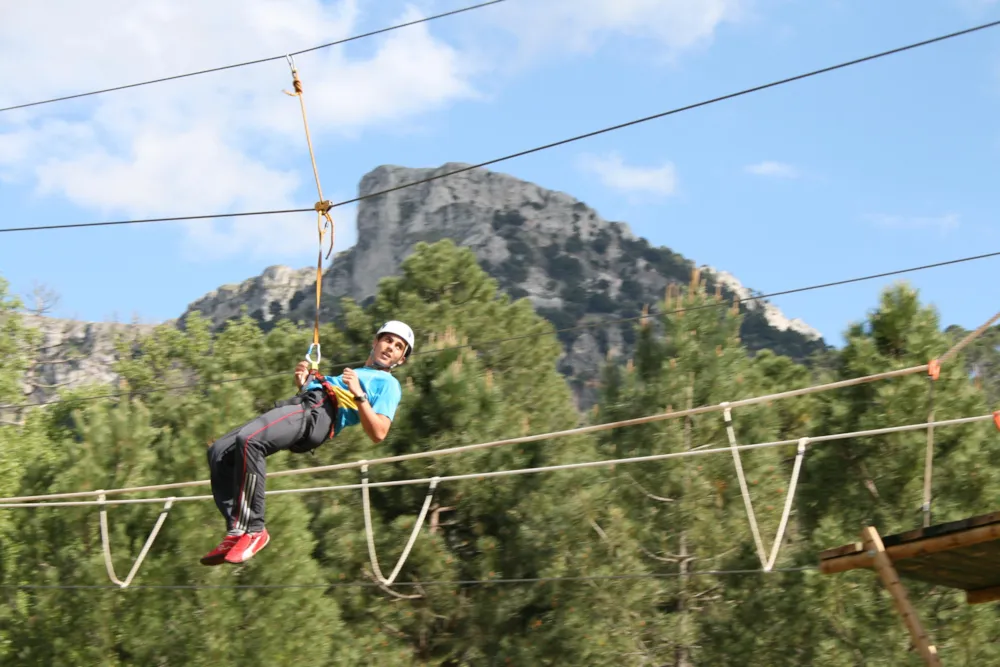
[303,367,402,436]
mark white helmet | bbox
[376,320,415,358]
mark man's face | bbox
[373,333,408,367]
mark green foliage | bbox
[1,253,999,665]
[947,322,1000,407]
[0,277,36,404]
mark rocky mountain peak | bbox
[5,163,827,412]
[183,163,827,407]
[703,267,822,341]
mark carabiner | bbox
[306,343,322,370]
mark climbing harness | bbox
[306,369,357,439]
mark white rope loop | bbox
[720,402,768,569]
[360,462,440,587]
[763,437,809,572]
[97,491,175,588]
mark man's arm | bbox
[356,401,392,443]
[343,368,394,444]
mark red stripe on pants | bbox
[232,408,305,533]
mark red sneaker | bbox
[200,535,241,566]
[224,529,271,564]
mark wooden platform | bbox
[820,511,1000,604]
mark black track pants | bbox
[207,390,334,534]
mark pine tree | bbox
[595,273,828,665]
[0,278,48,664]
[800,283,1000,666]
[2,310,345,665]
[302,240,648,664]
[6,257,999,664]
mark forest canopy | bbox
[0,241,998,666]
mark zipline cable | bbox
[3,18,999,235]
[0,0,508,113]
[3,247,998,412]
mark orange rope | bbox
[284,56,334,368]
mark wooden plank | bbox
[896,559,995,590]
[890,542,1000,592]
[967,585,1000,605]
[822,512,1000,560]
[821,523,1000,575]
[884,511,1000,548]
[819,541,863,561]
[900,547,1000,584]
[862,526,942,667]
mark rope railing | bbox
[0,364,933,505]
[3,411,995,590]
[1,309,994,589]
[2,413,993,510]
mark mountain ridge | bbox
[13,163,827,410]
[184,162,827,406]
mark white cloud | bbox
[0,0,741,261]
[0,0,477,260]
[954,0,1000,11]
[487,0,746,62]
[745,161,799,178]
[865,213,961,235]
[579,152,678,196]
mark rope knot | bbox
[315,200,332,214]
[284,54,304,95]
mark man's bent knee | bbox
[207,439,234,468]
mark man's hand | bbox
[342,367,363,396]
[294,361,311,389]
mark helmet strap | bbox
[369,333,411,371]
[368,346,398,371]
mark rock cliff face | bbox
[5,163,829,410]
[15,314,157,407]
[184,163,826,407]
[185,265,316,329]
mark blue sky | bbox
[1,0,999,347]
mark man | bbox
[200,320,414,566]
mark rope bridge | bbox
[1,308,996,595]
